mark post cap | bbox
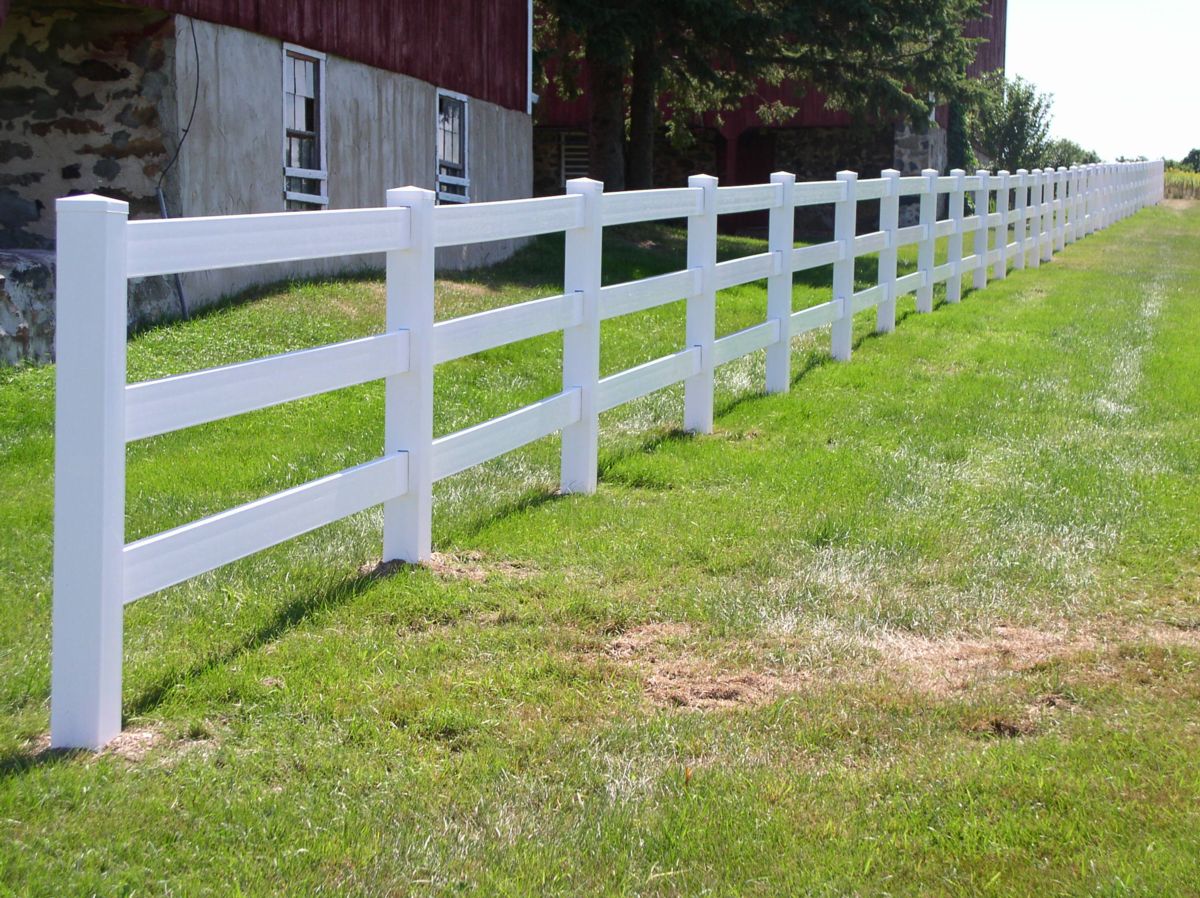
[56,193,128,214]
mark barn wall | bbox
[170,16,532,306]
[125,0,530,112]
[966,0,1007,78]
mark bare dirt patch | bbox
[607,622,691,660]
[104,726,166,761]
[872,621,1200,697]
[646,666,806,710]
[19,724,214,766]
[361,551,538,584]
[1162,198,1198,211]
[604,618,1200,712]
[22,725,164,762]
[870,625,1096,697]
[606,622,807,710]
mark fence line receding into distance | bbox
[52,160,1165,748]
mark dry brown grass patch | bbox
[646,666,807,710]
[437,279,492,297]
[20,723,215,766]
[870,625,1096,697]
[603,617,1200,712]
[605,622,808,710]
[361,551,538,584]
[606,622,691,660]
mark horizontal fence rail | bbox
[51,160,1164,748]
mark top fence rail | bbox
[51,159,1164,749]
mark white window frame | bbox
[436,88,470,204]
[282,43,328,208]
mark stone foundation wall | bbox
[0,3,177,249]
[893,120,948,224]
[0,3,180,364]
[532,127,568,196]
[774,125,894,235]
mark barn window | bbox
[560,132,589,185]
[436,90,469,203]
[283,44,327,209]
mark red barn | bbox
[0,0,534,363]
[533,1,1006,198]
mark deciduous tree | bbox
[538,0,988,189]
[973,71,1052,171]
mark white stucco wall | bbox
[168,16,532,308]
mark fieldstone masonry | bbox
[0,3,179,363]
[893,120,949,224]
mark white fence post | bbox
[877,168,900,334]
[994,170,1009,280]
[916,168,938,314]
[1040,169,1054,262]
[685,173,718,433]
[1045,168,1056,254]
[383,186,435,563]
[1113,162,1123,218]
[1066,165,1079,244]
[1055,167,1068,252]
[1103,164,1113,229]
[1014,169,1028,270]
[561,177,604,491]
[766,171,796,393]
[946,168,965,303]
[1029,169,1043,269]
[831,170,857,361]
[51,195,129,750]
[1080,163,1089,235]
[1079,165,1089,235]
[973,169,990,292]
[1084,164,1093,228]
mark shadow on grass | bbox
[446,484,567,542]
[0,744,87,781]
[122,567,397,721]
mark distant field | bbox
[1,204,1198,896]
[1164,168,1200,199]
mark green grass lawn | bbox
[1,203,1198,896]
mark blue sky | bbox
[1005,0,1197,161]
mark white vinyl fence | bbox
[52,160,1163,748]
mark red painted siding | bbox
[123,0,529,111]
[966,0,1007,78]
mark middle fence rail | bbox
[51,160,1164,748]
